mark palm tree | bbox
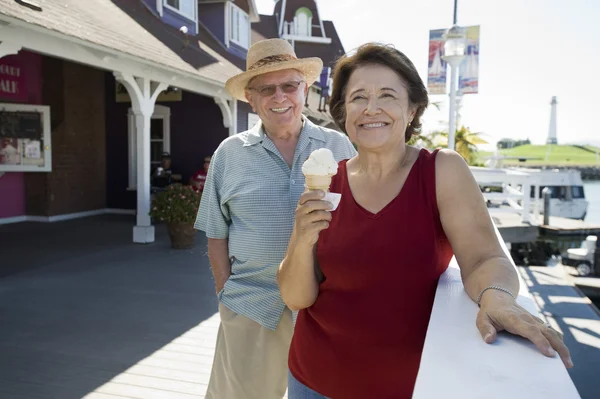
[422,126,488,165]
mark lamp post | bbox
[442,25,466,151]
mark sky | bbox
[255,0,600,149]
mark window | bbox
[164,0,195,20]
[572,186,585,199]
[294,7,313,37]
[248,113,260,129]
[127,105,171,190]
[228,2,250,49]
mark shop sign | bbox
[0,59,27,102]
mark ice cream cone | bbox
[304,174,333,192]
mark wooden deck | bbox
[491,210,600,243]
[0,216,253,399]
[519,265,600,399]
[1,215,596,398]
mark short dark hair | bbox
[329,43,429,143]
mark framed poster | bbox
[0,103,51,172]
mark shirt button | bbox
[291,179,296,184]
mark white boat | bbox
[470,154,589,221]
[520,167,588,220]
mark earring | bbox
[408,122,412,127]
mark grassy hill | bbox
[477,144,600,166]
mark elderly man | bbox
[195,39,356,399]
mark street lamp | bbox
[442,25,466,151]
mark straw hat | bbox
[225,38,323,102]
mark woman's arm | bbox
[278,190,332,311]
[435,150,518,302]
[435,149,572,368]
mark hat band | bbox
[248,54,298,71]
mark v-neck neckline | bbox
[344,148,424,219]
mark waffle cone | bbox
[304,174,333,191]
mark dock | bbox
[518,264,600,399]
[561,264,600,301]
[491,210,600,243]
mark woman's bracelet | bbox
[476,286,515,307]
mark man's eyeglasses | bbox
[248,80,304,97]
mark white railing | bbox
[470,166,540,224]
[413,228,580,398]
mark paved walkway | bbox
[0,215,233,399]
[2,216,598,398]
[519,265,600,399]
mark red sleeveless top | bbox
[289,148,453,398]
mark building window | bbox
[164,0,195,20]
[127,105,171,190]
[294,7,313,37]
[248,113,260,129]
[228,2,250,49]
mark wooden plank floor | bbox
[519,265,600,399]
[0,216,288,399]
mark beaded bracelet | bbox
[476,286,515,307]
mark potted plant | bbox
[149,183,202,249]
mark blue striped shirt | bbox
[194,118,357,330]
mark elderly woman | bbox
[277,43,572,399]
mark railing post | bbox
[531,184,539,218]
[542,187,551,225]
[521,181,531,224]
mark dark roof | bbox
[252,14,280,41]
[196,21,246,70]
[296,20,345,69]
[252,15,345,70]
[0,0,240,85]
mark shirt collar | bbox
[242,116,326,147]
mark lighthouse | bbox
[547,96,558,145]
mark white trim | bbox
[0,209,136,225]
[127,104,171,190]
[278,0,287,37]
[227,2,250,49]
[0,41,22,58]
[0,17,228,99]
[247,112,260,129]
[0,103,52,172]
[163,0,196,21]
[106,208,136,215]
[246,0,260,22]
[195,1,199,36]
[214,97,237,136]
[294,8,312,37]
[0,215,28,225]
[313,0,327,38]
[413,229,580,398]
[281,34,331,44]
[156,0,163,16]
[224,2,230,48]
[114,73,167,242]
[229,99,237,136]
[214,97,232,128]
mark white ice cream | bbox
[302,148,338,176]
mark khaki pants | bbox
[205,303,293,399]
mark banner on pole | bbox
[458,25,480,94]
[427,29,447,95]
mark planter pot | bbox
[167,222,196,249]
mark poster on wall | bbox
[427,29,448,95]
[0,105,51,172]
[0,138,21,165]
[458,25,480,94]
